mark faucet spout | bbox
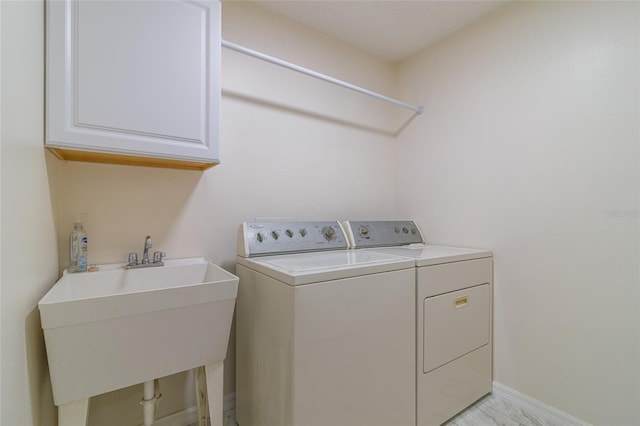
[125,236,164,269]
[142,236,152,264]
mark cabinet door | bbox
[46,0,220,169]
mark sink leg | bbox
[58,398,89,426]
[195,366,208,426]
[204,361,225,426]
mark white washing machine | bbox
[344,221,493,426]
[235,221,416,426]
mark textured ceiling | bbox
[252,1,507,63]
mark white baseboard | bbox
[492,381,592,426]
[143,407,198,426]
[147,393,236,426]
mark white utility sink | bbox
[39,257,238,425]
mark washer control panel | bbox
[344,220,424,248]
[238,221,349,257]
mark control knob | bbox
[359,226,370,239]
[322,226,337,242]
[256,232,264,243]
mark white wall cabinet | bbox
[46,0,221,170]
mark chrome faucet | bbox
[125,236,165,269]
[142,235,152,264]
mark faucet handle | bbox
[126,252,138,266]
[153,251,166,264]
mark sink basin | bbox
[39,257,238,406]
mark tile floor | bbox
[219,392,560,426]
[445,393,557,426]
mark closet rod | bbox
[222,39,424,115]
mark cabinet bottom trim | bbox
[47,147,217,171]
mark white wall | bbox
[1,0,3,417]
[1,1,60,425]
[396,2,639,424]
[52,2,398,424]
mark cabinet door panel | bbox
[47,0,220,165]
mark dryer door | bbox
[423,283,490,373]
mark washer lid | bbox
[363,245,492,266]
[236,250,414,285]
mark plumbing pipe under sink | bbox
[141,379,161,426]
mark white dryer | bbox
[344,221,493,426]
[235,221,416,426]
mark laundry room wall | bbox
[1,1,60,425]
[52,2,399,425]
[395,1,639,425]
